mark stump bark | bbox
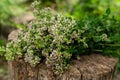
[8,30,118,80]
[8,54,117,80]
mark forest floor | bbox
[0,60,8,80]
[115,71,120,80]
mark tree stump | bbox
[8,30,118,80]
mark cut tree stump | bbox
[8,30,118,80]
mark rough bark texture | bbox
[8,30,118,80]
[8,54,117,80]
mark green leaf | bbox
[106,8,111,15]
[93,36,102,42]
[0,46,5,55]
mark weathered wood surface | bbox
[8,54,117,80]
[8,30,118,80]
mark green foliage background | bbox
[0,0,27,26]
[39,0,120,19]
[0,0,120,77]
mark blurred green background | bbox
[0,0,120,80]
